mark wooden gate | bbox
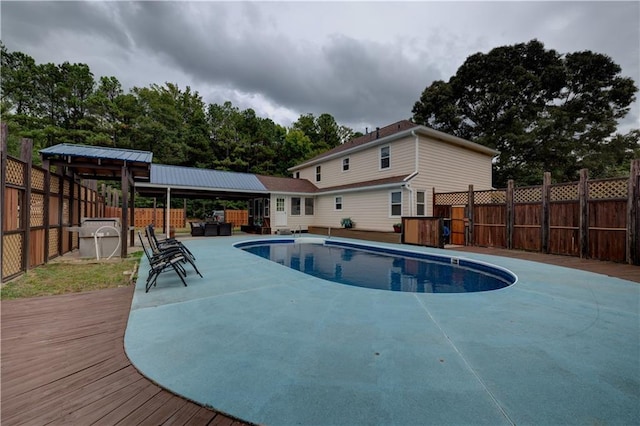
[451,206,466,245]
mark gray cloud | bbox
[1,1,638,133]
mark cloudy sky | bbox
[2,1,639,134]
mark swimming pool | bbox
[236,237,517,293]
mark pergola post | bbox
[166,187,171,236]
[121,165,129,258]
[130,175,135,247]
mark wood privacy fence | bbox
[432,162,640,264]
[1,133,105,282]
[224,210,249,228]
[104,206,185,229]
[402,217,444,248]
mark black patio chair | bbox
[138,232,188,292]
[147,224,196,261]
[144,226,202,278]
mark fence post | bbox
[43,157,51,264]
[20,139,33,271]
[628,159,640,265]
[506,180,514,250]
[541,172,551,253]
[467,185,474,246]
[0,124,7,282]
[578,168,589,259]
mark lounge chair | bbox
[138,232,189,292]
[144,226,202,278]
[147,224,196,261]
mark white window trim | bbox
[389,190,402,218]
[316,165,321,182]
[291,197,301,216]
[342,157,350,172]
[334,196,343,211]
[379,146,390,170]
[304,197,315,216]
[416,190,425,216]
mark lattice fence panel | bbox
[588,178,628,200]
[6,158,25,186]
[30,193,45,227]
[72,231,79,249]
[475,190,506,204]
[32,168,45,191]
[63,179,70,196]
[62,199,70,224]
[49,228,59,258]
[2,234,23,278]
[550,183,578,202]
[435,192,468,205]
[514,186,542,203]
[50,175,60,193]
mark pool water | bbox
[239,239,515,293]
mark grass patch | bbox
[1,251,142,300]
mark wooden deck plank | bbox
[1,286,252,426]
[160,402,204,426]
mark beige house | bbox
[259,120,498,233]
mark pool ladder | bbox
[293,224,302,238]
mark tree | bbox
[412,40,638,186]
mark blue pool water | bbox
[237,238,516,293]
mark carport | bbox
[133,164,271,233]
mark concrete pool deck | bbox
[125,235,639,425]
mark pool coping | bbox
[125,234,640,425]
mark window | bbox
[316,166,321,182]
[390,191,402,216]
[380,146,390,169]
[342,158,350,171]
[264,198,270,217]
[416,191,425,216]
[291,197,301,215]
[335,196,343,210]
[295,171,300,179]
[276,197,285,212]
[305,198,314,215]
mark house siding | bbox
[269,194,317,231]
[411,135,493,215]
[296,136,417,189]
[314,187,410,232]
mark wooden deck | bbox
[1,247,636,426]
[451,245,640,283]
[1,286,252,426]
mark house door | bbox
[451,206,466,245]
[274,197,287,227]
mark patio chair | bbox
[144,226,202,278]
[138,232,188,292]
[147,224,196,261]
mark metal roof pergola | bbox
[39,144,153,258]
[135,164,270,200]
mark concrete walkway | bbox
[125,235,639,425]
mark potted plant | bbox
[393,223,402,233]
[340,217,354,229]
